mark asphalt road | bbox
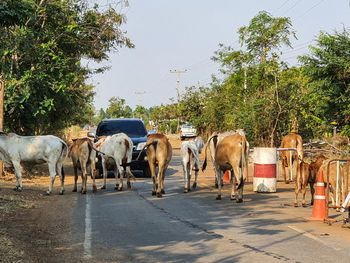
[71,150,350,263]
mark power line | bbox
[294,0,325,21]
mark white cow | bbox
[181,137,204,193]
[202,129,247,187]
[0,133,68,195]
[96,133,135,191]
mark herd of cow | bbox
[0,130,347,209]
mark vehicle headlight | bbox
[136,142,147,150]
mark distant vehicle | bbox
[88,118,151,177]
[180,124,197,140]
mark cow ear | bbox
[72,138,77,142]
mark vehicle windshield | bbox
[182,125,194,129]
[97,121,147,137]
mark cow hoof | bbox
[92,186,97,193]
[72,189,77,192]
[116,187,123,191]
[184,189,188,193]
[156,193,162,198]
[302,203,307,208]
[230,195,236,200]
[216,195,221,200]
[59,190,64,195]
[192,182,197,189]
[285,180,290,184]
[81,191,86,195]
[161,189,165,194]
[127,183,131,190]
[294,203,298,207]
[236,198,243,203]
[13,187,22,192]
[152,191,156,196]
[100,185,106,190]
[44,191,51,196]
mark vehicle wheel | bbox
[143,167,151,178]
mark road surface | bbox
[70,150,350,263]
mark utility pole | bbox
[170,69,187,133]
[134,91,146,107]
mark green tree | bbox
[300,29,350,137]
[0,0,133,134]
[105,96,132,118]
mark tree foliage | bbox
[0,0,133,134]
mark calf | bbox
[202,129,247,187]
[0,133,67,195]
[204,133,249,202]
[96,133,134,191]
[294,155,327,207]
[138,133,172,198]
[181,137,204,193]
[69,138,98,194]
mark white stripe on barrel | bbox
[253,147,277,193]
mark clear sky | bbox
[90,0,350,111]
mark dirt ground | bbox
[0,134,349,262]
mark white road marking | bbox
[83,194,92,259]
[288,225,340,251]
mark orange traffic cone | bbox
[305,170,328,221]
[223,170,230,183]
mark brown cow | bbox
[294,155,327,207]
[138,133,172,198]
[69,138,97,194]
[280,133,303,184]
[212,133,249,202]
[318,159,347,208]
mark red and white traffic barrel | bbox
[253,147,277,192]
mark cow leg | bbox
[90,161,97,193]
[115,165,123,191]
[233,165,244,203]
[230,170,236,201]
[46,163,57,195]
[283,154,290,184]
[72,166,78,192]
[125,166,132,191]
[81,164,88,194]
[183,160,189,193]
[101,158,107,190]
[157,163,165,198]
[56,159,65,195]
[310,182,315,205]
[216,167,222,200]
[12,161,23,192]
[149,162,157,196]
[187,161,191,192]
[192,162,199,190]
[294,168,301,207]
[161,163,169,195]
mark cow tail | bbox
[237,136,246,190]
[60,140,68,181]
[202,135,216,172]
[136,140,158,160]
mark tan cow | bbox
[208,133,249,202]
[69,138,97,194]
[318,159,347,208]
[138,133,172,198]
[280,133,303,184]
[294,155,327,207]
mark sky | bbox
[90,0,350,111]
